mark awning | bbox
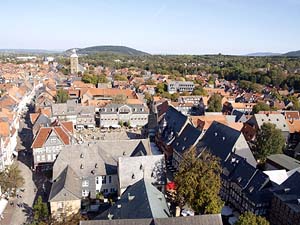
[0,198,8,215]
[102,125,110,128]
[111,124,121,128]
[130,124,137,128]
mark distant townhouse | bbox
[157,106,189,158]
[51,101,95,129]
[31,121,74,169]
[167,81,195,94]
[242,113,290,141]
[49,139,151,218]
[99,103,149,128]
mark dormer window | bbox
[80,153,84,158]
[140,164,143,170]
[132,174,135,179]
[237,177,242,183]
[80,164,83,169]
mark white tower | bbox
[70,49,79,74]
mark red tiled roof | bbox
[54,127,70,145]
[61,121,74,134]
[31,127,52,148]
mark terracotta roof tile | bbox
[0,121,10,137]
[31,127,52,148]
[54,127,70,145]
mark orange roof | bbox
[72,81,95,89]
[31,127,52,148]
[0,121,10,137]
[190,115,243,131]
[39,108,52,117]
[83,99,111,107]
[286,120,300,134]
[231,102,257,109]
[61,121,74,134]
[54,127,70,145]
[127,98,144,104]
[190,115,227,130]
[30,113,40,124]
[84,88,138,99]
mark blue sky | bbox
[1,0,299,54]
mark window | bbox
[41,155,45,161]
[96,177,100,184]
[102,176,106,184]
[108,176,112,183]
[103,188,108,193]
[82,190,89,197]
[110,188,115,193]
[82,180,89,187]
[47,154,51,161]
[50,137,56,144]
[58,202,64,209]
[37,155,40,162]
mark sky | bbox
[0,0,299,55]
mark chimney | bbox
[175,206,181,217]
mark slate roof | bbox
[101,103,149,115]
[232,110,247,123]
[171,123,201,154]
[198,121,257,166]
[253,114,289,132]
[267,154,300,171]
[96,179,170,220]
[49,166,81,202]
[52,139,151,180]
[118,155,166,194]
[272,171,300,213]
[80,214,223,225]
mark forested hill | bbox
[66,45,150,56]
[283,50,300,57]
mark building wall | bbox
[70,57,79,74]
[269,196,300,225]
[50,199,81,219]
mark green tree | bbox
[252,102,270,114]
[55,89,69,103]
[156,83,166,94]
[144,92,153,103]
[33,196,49,223]
[174,148,223,214]
[255,123,285,163]
[236,212,270,225]
[112,94,127,104]
[207,94,222,112]
[0,164,24,197]
[114,74,128,81]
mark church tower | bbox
[70,49,79,74]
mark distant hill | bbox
[283,50,300,57]
[0,49,62,54]
[66,45,150,56]
[245,52,281,57]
